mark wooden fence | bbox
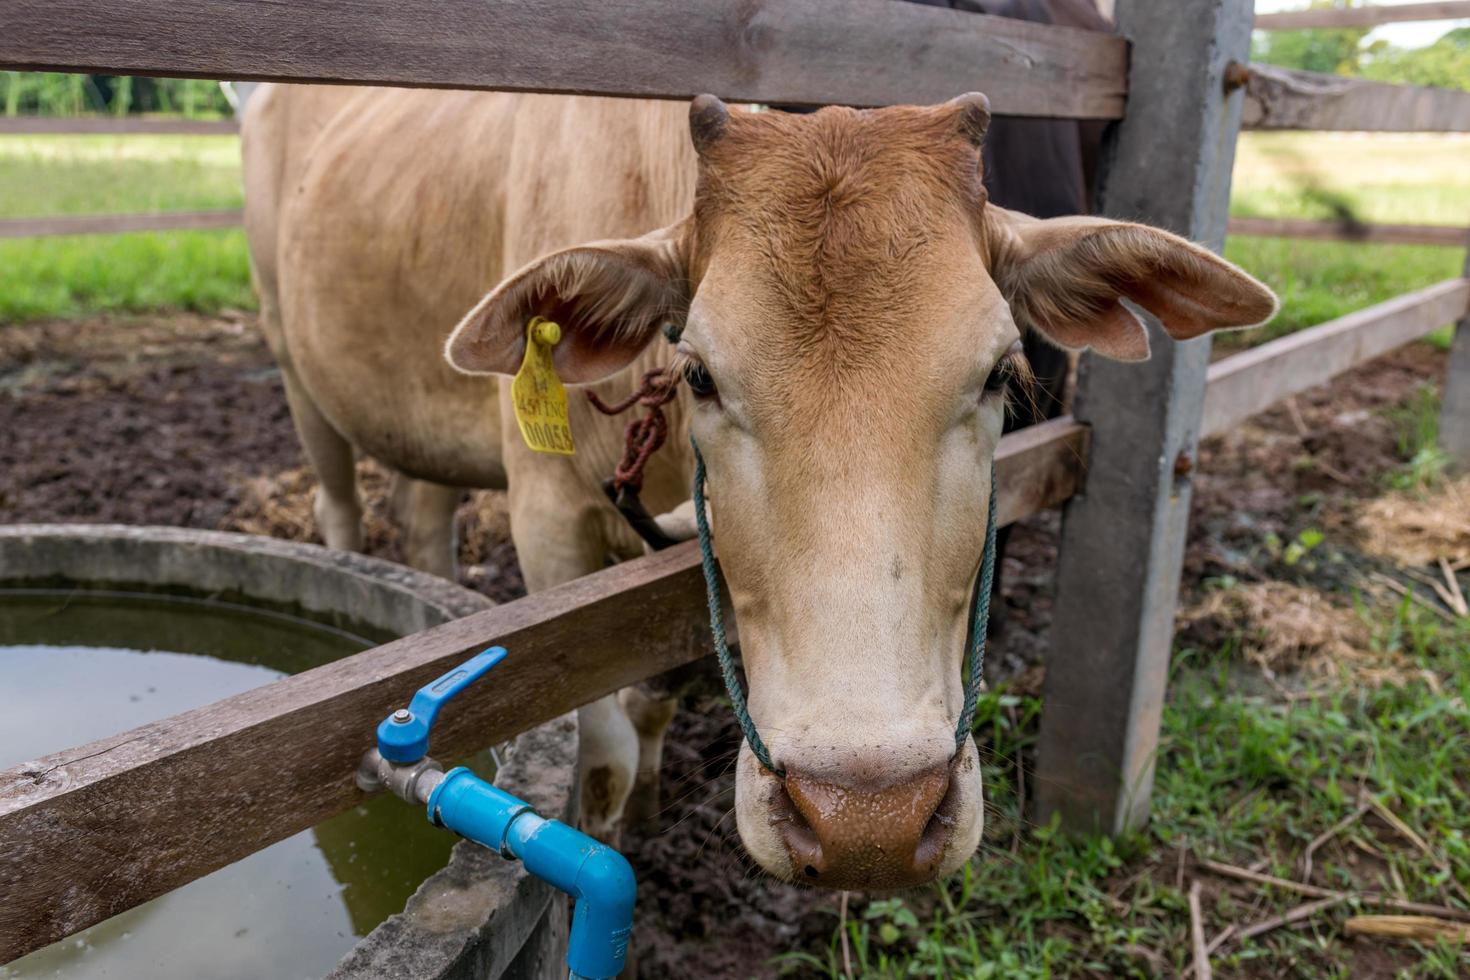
[1228,215,1470,247]
[2,0,1469,966]
[0,116,237,135]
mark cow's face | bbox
[447,96,1276,890]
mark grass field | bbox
[0,133,251,321]
[2,130,1468,331]
[1224,133,1470,346]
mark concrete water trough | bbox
[0,524,576,980]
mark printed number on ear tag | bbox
[511,317,575,455]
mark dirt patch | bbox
[1,312,301,531]
[1186,343,1446,589]
[0,312,526,603]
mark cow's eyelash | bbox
[672,350,718,399]
[985,348,1031,394]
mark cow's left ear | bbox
[446,220,690,382]
[987,206,1277,362]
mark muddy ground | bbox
[0,312,1454,977]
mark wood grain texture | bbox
[1227,216,1470,248]
[995,416,1089,527]
[1242,63,1470,132]
[1255,2,1470,31]
[0,117,237,135]
[1202,278,1470,439]
[1037,0,1255,836]
[0,0,1127,118]
[0,210,243,239]
[0,422,1083,961]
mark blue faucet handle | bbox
[377,647,508,763]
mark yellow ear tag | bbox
[510,317,575,455]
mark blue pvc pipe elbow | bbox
[427,768,636,980]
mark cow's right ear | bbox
[445,220,690,383]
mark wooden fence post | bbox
[1035,0,1256,834]
[1439,240,1470,471]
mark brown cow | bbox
[245,83,1274,888]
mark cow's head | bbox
[446,95,1276,889]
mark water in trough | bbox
[0,589,490,980]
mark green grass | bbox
[1221,237,1463,345]
[1223,132,1470,348]
[0,133,252,322]
[787,600,1470,979]
[0,232,253,322]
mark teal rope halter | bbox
[690,437,999,777]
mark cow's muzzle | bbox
[765,754,966,890]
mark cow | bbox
[243,81,1274,889]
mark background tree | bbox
[1360,27,1470,91]
[1251,0,1373,74]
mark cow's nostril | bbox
[915,768,962,871]
[769,779,826,877]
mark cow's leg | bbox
[515,507,641,842]
[280,368,363,553]
[389,472,462,580]
[576,695,640,846]
[617,682,682,827]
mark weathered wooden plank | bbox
[1201,278,1470,439]
[0,210,243,239]
[1242,63,1470,132]
[995,416,1089,527]
[0,0,1128,118]
[0,421,1084,961]
[1227,215,1470,248]
[1255,2,1470,31]
[1037,0,1254,835]
[1439,243,1470,471]
[0,116,238,135]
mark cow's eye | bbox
[683,359,718,399]
[983,341,1028,399]
[983,361,1011,396]
[983,357,1016,397]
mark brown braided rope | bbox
[585,367,681,493]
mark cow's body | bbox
[245,87,698,557]
[245,88,706,832]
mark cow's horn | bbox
[690,94,730,154]
[948,92,991,146]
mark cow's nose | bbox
[771,761,957,889]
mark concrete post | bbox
[1035,0,1257,835]
[1437,240,1470,471]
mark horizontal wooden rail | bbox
[0,0,1127,118]
[1241,63,1470,132]
[0,209,243,239]
[1228,216,1470,247]
[1255,2,1470,31]
[0,417,1085,961]
[0,117,238,136]
[1201,277,1470,438]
